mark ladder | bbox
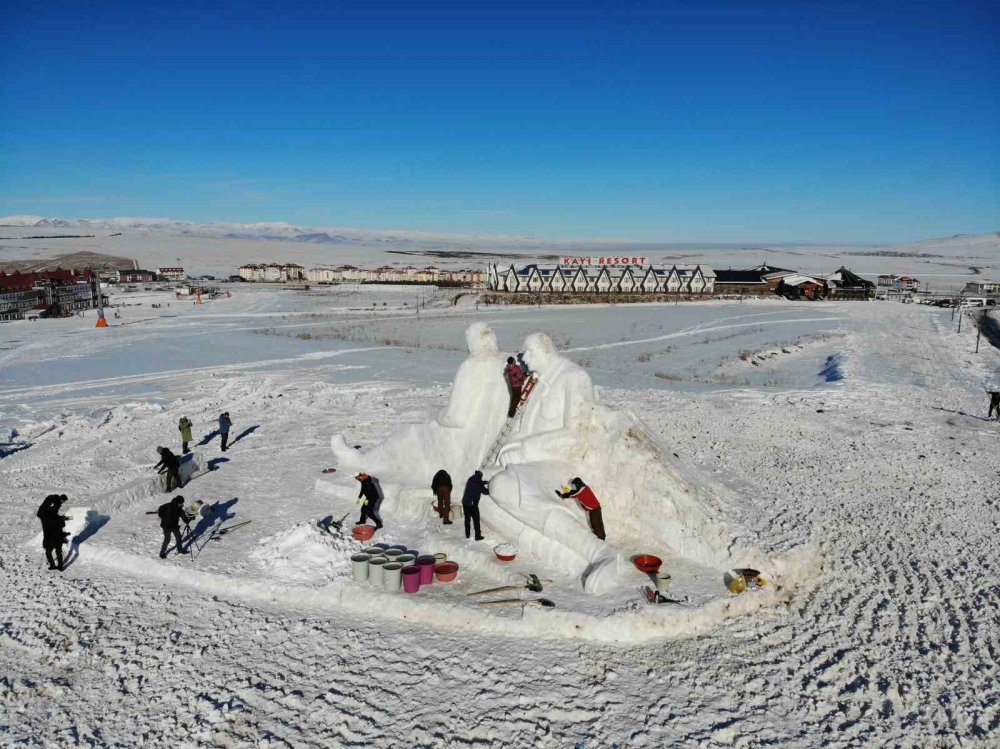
[480,374,538,468]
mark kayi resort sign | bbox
[560,256,649,267]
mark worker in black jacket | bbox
[154,446,182,492]
[157,495,190,558]
[354,472,384,529]
[461,470,489,541]
[431,469,453,525]
[37,494,70,571]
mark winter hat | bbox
[507,356,515,364]
[172,495,185,505]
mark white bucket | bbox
[396,553,416,567]
[383,562,403,592]
[655,572,672,593]
[351,553,371,583]
[384,548,404,560]
[368,556,388,587]
[433,552,447,563]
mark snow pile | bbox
[250,521,353,582]
[329,324,813,596]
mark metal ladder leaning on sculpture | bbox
[481,374,538,469]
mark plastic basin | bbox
[632,554,662,574]
[353,525,376,541]
[434,561,459,583]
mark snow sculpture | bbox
[330,322,509,480]
[331,323,793,595]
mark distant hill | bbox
[0,250,138,274]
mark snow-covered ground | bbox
[2,285,999,746]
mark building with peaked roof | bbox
[486,262,715,296]
[826,267,875,300]
[713,264,797,296]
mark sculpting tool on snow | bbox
[478,597,555,609]
[467,574,548,596]
[318,513,349,534]
[213,519,252,538]
[639,586,689,606]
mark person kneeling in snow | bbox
[556,478,606,541]
[355,472,384,529]
[154,446,182,492]
[157,495,190,559]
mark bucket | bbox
[433,552,447,563]
[402,565,421,594]
[654,572,672,592]
[396,553,416,567]
[353,524,375,542]
[362,546,382,556]
[383,562,403,592]
[375,543,392,550]
[384,548,404,560]
[388,544,407,553]
[434,561,459,583]
[351,553,371,582]
[368,556,388,587]
[416,556,436,585]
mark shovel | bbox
[468,574,548,596]
[478,597,556,608]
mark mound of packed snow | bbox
[251,521,354,582]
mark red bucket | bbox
[353,524,376,542]
[434,561,459,583]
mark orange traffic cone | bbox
[96,317,108,328]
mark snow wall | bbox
[331,323,810,594]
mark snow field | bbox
[2,288,999,746]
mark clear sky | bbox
[1,0,997,243]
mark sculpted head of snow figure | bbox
[522,332,557,373]
[465,322,499,356]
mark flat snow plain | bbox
[2,285,999,747]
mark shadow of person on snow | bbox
[207,457,230,471]
[197,430,219,446]
[185,497,240,547]
[228,425,259,448]
[931,406,994,423]
[0,440,32,459]
[62,510,111,569]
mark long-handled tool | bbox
[478,597,555,608]
[318,512,349,534]
[212,519,252,538]
[467,574,550,596]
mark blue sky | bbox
[1,0,997,243]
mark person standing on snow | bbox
[556,477,606,540]
[988,389,1000,420]
[154,446,182,492]
[37,494,70,571]
[219,412,232,451]
[504,356,527,418]
[354,472,384,529]
[462,470,489,541]
[178,416,193,454]
[157,495,190,559]
[431,469,454,525]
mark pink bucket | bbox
[402,565,421,594]
[416,556,436,585]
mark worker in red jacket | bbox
[504,356,527,418]
[556,477,606,540]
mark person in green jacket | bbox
[178,416,193,454]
